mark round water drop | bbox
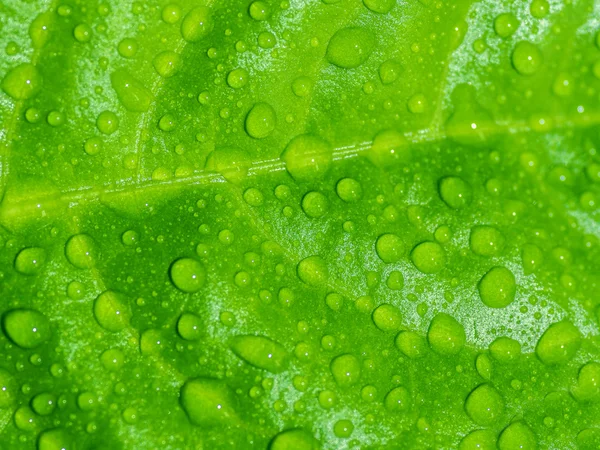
[14,247,46,275]
[97,110,118,134]
[376,233,403,263]
[245,102,276,139]
[282,134,332,181]
[326,27,375,68]
[121,230,139,246]
[140,329,164,355]
[162,4,182,23]
[0,369,16,408]
[384,386,410,411]
[363,0,394,13]
[243,187,264,206]
[258,31,276,48]
[336,178,362,202]
[3,309,50,349]
[465,384,504,426]
[530,0,549,18]
[301,191,328,218]
[573,362,600,401]
[29,12,53,48]
[230,335,288,373]
[334,419,354,438]
[117,38,138,58]
[368,129,410,167]
[227,68,249,88]
[270,429,320,450]
[153,51,182,78]
[32,392,56,416]
[177,312,202,341]
[170,258,206,293]
[407,94,426,114]
[411,241,445,274]
[522,244,543,274]
[38,428,74,450]
[100,348,125,371]
[395,331,426,359]
[94,290,131,332]
[249,1,270,20]
[427,313,465,355]
[84,137,102,155]
[489,337,521,363]
[512,42,543,75]
[74,23,92,42]
[478,267,516,308]
[535,321,581,365]
[205,147,249,183]
[65,234,98,269]
[494,14,519,38]
[439,176,471,208]
[14,406,36,431]
[459,429,497,450]
[297,256,328,286]
[77,391,96,410]
[110,70,153,112]
[578,429,600,450]
[47,110,65,127]
[470,226,505,257]
[292,76,313,97]
[181,6,214,42]
[372,304,402,332]
[158,114,177,132]
[379,59,401,84]
[2,63,42,100]
[497,421,537,450]
[181,377,237,426]
[387,271,404,290]
[330,354,361,387]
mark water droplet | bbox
[363,0,394,13]
[330,354,361,387]
[245,102,276,139]
[3,309,50,349]
[181,6,214,42]
[478,266,516,308]
[231,335,288,372]
[336,178,362,202]
[77,391,97,410]
[297,256,328,286]
[384,386,410,411]
[438,176,472,208]
[326,27,375,68]
[0,369,16,408]
[427,313,465,355]
[32,392,56,416]
[153,51,182,78]
[243,188,264,206]
[110,69,153,112]
[2,63,42,100]
[65,234,99,269]
[100,348,125,371]
[205,147,249,183]
[411,241,445,274]
[470,226,505,256]
[73,23,92,42]
[140,329,164,355]
[407,94,427,113]
[522,244,544,274]
[459,429,497,450]
[162,4,182,23]
[372,304,402,332]
[270,429,320,450]
[93,290,131,332]
[375,233,403,263]
[291,76,313,97]
[14,247,46,275]
[97,110,118,134]
[535,321,581,365]
[572,362,600,402]
[282,134,332,181]
[227,68,249,88]
[395,331,426,359]
[38,428,73,450]
[386,270,404,290]
[464,384,504,426]
[180,378,237,426]
[489,337,521,363]
[530,0,549,18]
[379,59,401,85]
[497,421,537,450]
[512,42,543,75]
[29,12,53,48]
[170,258,206,293]
[117,38,138,58]
[494,14,519,38]
[258,31,276,48]
[301,191,328,218]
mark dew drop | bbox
[326,27,375,68]
[3,309,51,349]
[169,258,206,293]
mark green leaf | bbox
[1,0,599,449]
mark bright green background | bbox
[0,0,599,448]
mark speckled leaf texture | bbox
[1,0,600,449]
